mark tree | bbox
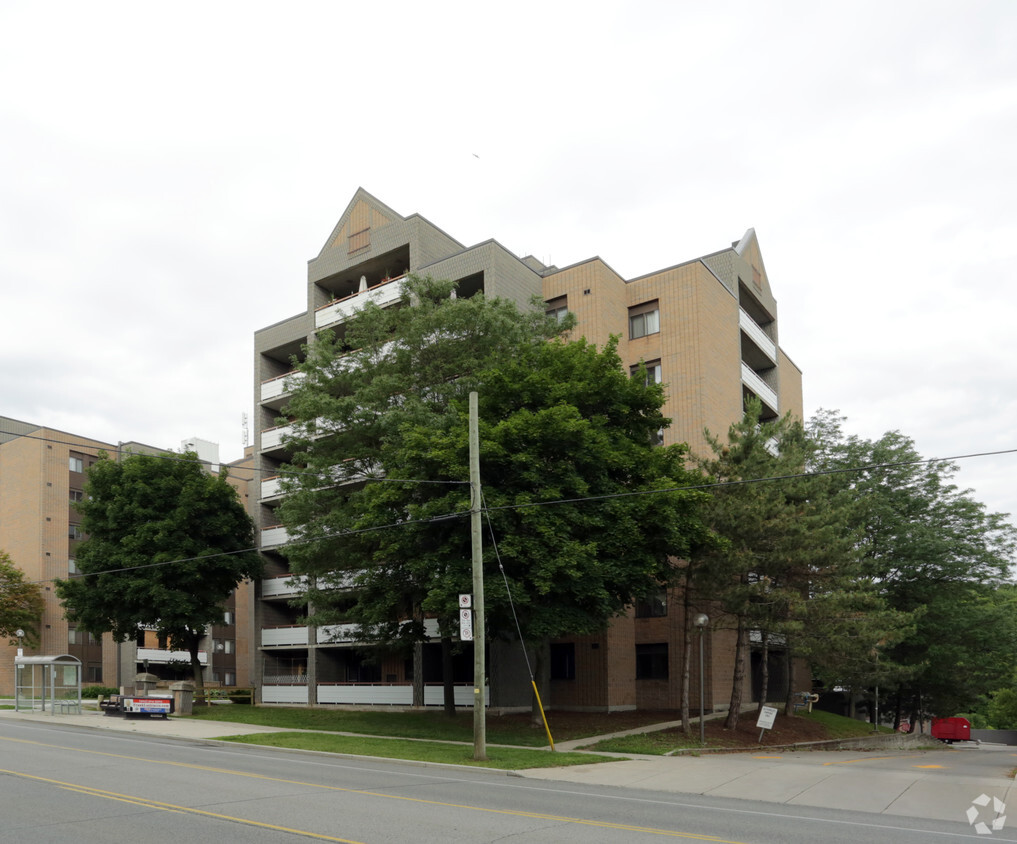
[0,550,44,645]
[55,451,261,693]
[807,411,1017,724]
[692,401,903,729]
[279,276,711,713]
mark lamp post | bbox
[693,614,709,745]
[15,628,24,658]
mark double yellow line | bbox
[0,735,747,842]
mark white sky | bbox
[2,1,1015,524]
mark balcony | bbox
[315,682,487,707]
[739,308,777,363]
[261,684,310,705]
[136,647,208,665]
[261,574,309,599]
[741,363,779,415]
[261,370,306,409]
[317,617,439,645]
[316,276,406,331]
[261,625,310,646]
[261,525,292,549]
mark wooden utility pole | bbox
[469,391,486,760]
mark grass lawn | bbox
[216,731,620,770]
[186,705,676,747]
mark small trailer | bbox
[931,716,971,743]
[100,694,174,719]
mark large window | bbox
[629,302,660,339]
[69,456,84,473]
[631,360,662,386]
[635,643,669,679]
[550,642,576,680]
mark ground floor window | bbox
[550,643,575,680]
[635,643,668,679]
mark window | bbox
[223,639,234,655]
[68,557,78,575]
[635,643,669,679]
[88,665,103,683]
[631,360,662,386]
[629,302,660,339]
[69,456,84,473]
[635,591,667,618]
[69,525,84,540]
[550,643,576,680]
[223,610,234,626]
[69,489,84,503]
[545,296,568,323]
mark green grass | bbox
[188,706,563,747]
[802,708,893,738]
[216,731,619,769]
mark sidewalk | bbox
[3,706,1016,827]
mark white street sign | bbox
[756,705,778,730]
[459,608,473,641]
[459,593,472,608]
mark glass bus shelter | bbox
[14,654,82,714]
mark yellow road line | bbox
[0,738,749,842]
[822,754,925,766]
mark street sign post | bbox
[756,705,778,743]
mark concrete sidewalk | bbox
[3,706,1016,828]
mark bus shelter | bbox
[14,654,82,714]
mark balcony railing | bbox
[315,682,487,707]
[261,684,310,704]
[261,370,306,404]
[261,625,309,646]
[136,647,207,666]
[261,525,292,549]
[262,574,309,599]
[741,363,779,413]
[739,308,777,362]
[316,617,440,645]
[316,276,406,330]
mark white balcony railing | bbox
[316,617,440,645]
[261,625,310,646]
[261,370,306,404]
[739,308,777,362]
[315,683,487,707]
[741,363,779,413]
[261,525,292,549]
[261,476,284,501]
[261,574,309,598]
[136,647,207,666]
[261,685,310,704]
[315,276,406,330]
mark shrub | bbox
[81,685,120,699]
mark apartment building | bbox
[253,188,803,711]
[0,419,254,695]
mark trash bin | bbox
[170,681,195,715]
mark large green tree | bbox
[55,451,261,692]
[0,550,45,645]
[279,276,710,711]
[807,411,1017,724]
[693,401,904,729]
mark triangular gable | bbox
[314,188,403,261]
[733,228,774,303]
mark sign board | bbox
[459,594,472,608]
[459,608,474,641]
[121,696,173,715]
[756,705,778,730]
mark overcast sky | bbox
[2,2,1015,525]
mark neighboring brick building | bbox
[253,188,803,711]
[0,419,254,696]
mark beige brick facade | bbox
[253,190,805,713]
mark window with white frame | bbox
[545,295,568,323]
[69,456,84,473]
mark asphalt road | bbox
[2,718,1012,843]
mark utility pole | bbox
[469,391,486,760]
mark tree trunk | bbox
[783,644,796,716]
[680,586,693,736]
[441,637,455,717]
[411,603,423,707]
[188,631,205,700]
[756,630,770,715]
[724,614,748,730]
